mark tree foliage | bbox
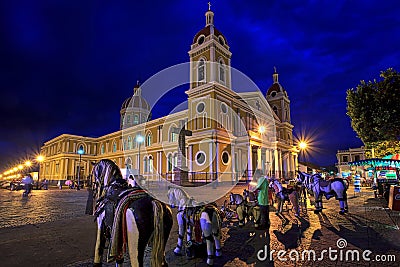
[346,68,400,145]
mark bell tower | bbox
[188,5,232,90]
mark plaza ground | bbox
[0,185,399,266]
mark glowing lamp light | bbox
[298,141,308,150]
[36,155,45,162]
[13,167,18,172]
[258,125,266,134]
[18,164,23,170]
[77,149,84,155]
[25,161,32,167]
[136,135,144,143]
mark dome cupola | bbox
[120,81,151,130]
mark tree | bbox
[346,68,400,156]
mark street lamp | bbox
[136,135,144,175]
[77,148,84,190]
[36,155,45,189]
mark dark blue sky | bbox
[1,0,399,170]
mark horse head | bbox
[92,159,123,201]
[167,187,177,208]
[296,170,306,183]
[167,186,191,209]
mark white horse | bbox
[167,186,222,266]
[297,171,349,214]
[268,178,300,217]
[91,159,173,267]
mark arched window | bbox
[144,157,148,173]
[127,115,131,123]
[101,144,105,154]
[148,155,153,173]
[167,154,173,172]
[134,115,139,125]
[169,125,178,142]
[146,133,152,147]
[112,141,117,152]
[219,60,225,83]
[198,59,205,82]
[273,106,278,116]
[127,136,132,150]
[173,153,178,170]
[125,157,132,170]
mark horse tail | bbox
[212,207,222,236]
[341,178,350,189]
[151,200,165,267]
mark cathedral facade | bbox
[39,8,298,185]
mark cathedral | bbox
[39,7,298,185]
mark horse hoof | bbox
[339,211,345,215]
[93,263,102,267]
[174,251,183,256]
[313,210,319,214]
[344,209,349,213]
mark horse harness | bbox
[182,203,221,243]
[94,179,144,238]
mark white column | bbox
[231,145,236,183]
[190,59,193,89]
[210,47,216,82]
[209,141,214,174]
[238,148,242,176]
[216,142,220,181]
[189,145,193,172]
[274,149,279,178]
[247,144,252,180]
[257,147,262,170]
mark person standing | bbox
[250,169,270,230]
[22,174,34,196]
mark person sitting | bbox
[41,179,49,190]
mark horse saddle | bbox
[282,188,294,197]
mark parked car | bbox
[10,180,24,191]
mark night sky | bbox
[1,0,399,171]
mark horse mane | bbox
[93,159,123,187]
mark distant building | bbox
[39,7,299,184]
[336,146,366,176]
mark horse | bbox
[268,178,300,217]
[297,171,349,215]
[167,186,222,266]
[235,190,261,228]
[91,159,173,267]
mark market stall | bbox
[349,154,400,201]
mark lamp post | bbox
[36,155,45,189]
[136,135,144,175]
[77,149,84,190]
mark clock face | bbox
[197,102,205,113]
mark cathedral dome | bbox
[121,95,150,110]
[120,82,151,130]
[192,7,228,47]
[121,84,150,111]
[266,68,288,98]
[193,25,228,46]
